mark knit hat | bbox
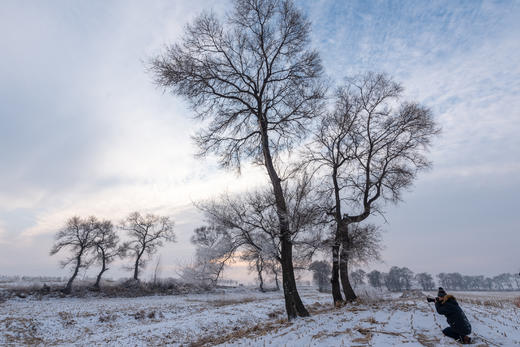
[437,287,447,297]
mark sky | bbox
[0,0,519,282]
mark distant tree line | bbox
[50,212,175,293]
[334,267,520,292]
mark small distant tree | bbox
[350,269,366,287]
[309,261,331,292]
[91,220,125,290]
[494,273,514,290]
[385,266,414,291]
[188,225,237,286]
[400,267,414,290]
[121,212,175,281]
[242,249,267,291]
[415,272,435,291]
[50,216,97,294]
[265,258,282,290]
[367,270,384,289]
[437,272,464,291]
[240,235,280,292]
[513,273,520,290]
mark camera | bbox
[427,297,436,303]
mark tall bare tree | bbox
[152,0,324,319]
[306,72,440,303]
[121,212,175,281]
[91,220,125,290]
[50,216,97,294]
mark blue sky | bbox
[0,0,519,280]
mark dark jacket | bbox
[435,295,471,335]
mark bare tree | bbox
[309,260,330,292]
[188,225,237,286]
[50,216,97,294]
[306,72,440,303]
[367,270,384,289]
[242,247,267,291]
[91,220,125,290]
[350,269,366,287]
[152,0,324,319]
[121,212,175,281]
[415,272,435,291]
[265,258,281,290]
[198,173,323,316]
[385,266,414,291]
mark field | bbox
[1,285,519,346]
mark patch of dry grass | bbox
[1,316,44,345]
[187,318,291,347]
[311,327,352,340]
[415,332,440,347]
[209,297,256,307]
[361,316,384,325]
[459,298,505,308]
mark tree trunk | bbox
[280,236,309,319]
[330,167,344,304]
[274,268,280,290]
[256,259,265,292]
[64,253,82,294]
[259,117,308,319]
[331,234,343,305]
[339,228,357,302]
[94,252,106,290]
[133,255,140,281]
[134,247,146,281]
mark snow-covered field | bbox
[1,286,519,346]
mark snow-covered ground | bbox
[1,286,519,346]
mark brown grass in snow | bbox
[459,298,505,308]
[209,297,256,307]
[186,318,291,347]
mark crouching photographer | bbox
[427,287,472,344]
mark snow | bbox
[1,287,519,346]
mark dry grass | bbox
[209,297,256,307]
[514,296,520,308]
[267,308,285,318]
[361,316,384,325]
[311,327,352,340]
[0,316,44,345]
[352,327,373,344]
[356,327,405,337]
[459,297,505,308]
[187,318,291,347]
[57,311,76,327]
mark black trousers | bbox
[442,327,466,341]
